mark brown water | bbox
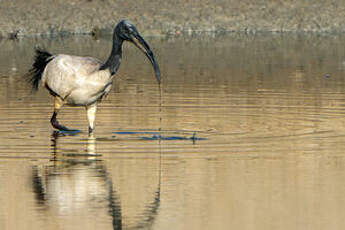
[1,33,345,230]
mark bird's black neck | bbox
[100,34,123,75]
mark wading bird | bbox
[26,20,161,134]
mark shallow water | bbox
[2,33,345,229]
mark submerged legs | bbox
[50,96,71,131]
[86,103,97,134]
[50,96,97,133]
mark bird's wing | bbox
[42,55,105,98]
[57,55,103,76]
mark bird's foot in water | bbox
[58,128,81,134]
[56,127,81,134]
[51,120,80,133]
[88,126,94,134]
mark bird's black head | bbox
[114,20,161,84]
[115,20,138,41]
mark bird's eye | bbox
[126,27,132,34]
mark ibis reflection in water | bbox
[26,20,161,134]
[32,132,161,230]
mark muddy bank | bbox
[1,0,345,38]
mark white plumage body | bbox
[42,55,115,106]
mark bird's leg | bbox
[86,103,97,134]
[50,96,70,131]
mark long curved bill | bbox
[130,33,161,84]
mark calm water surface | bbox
[1,34,345,229]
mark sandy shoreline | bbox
[1,0,345,38]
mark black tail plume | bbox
[26,47,54,91]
